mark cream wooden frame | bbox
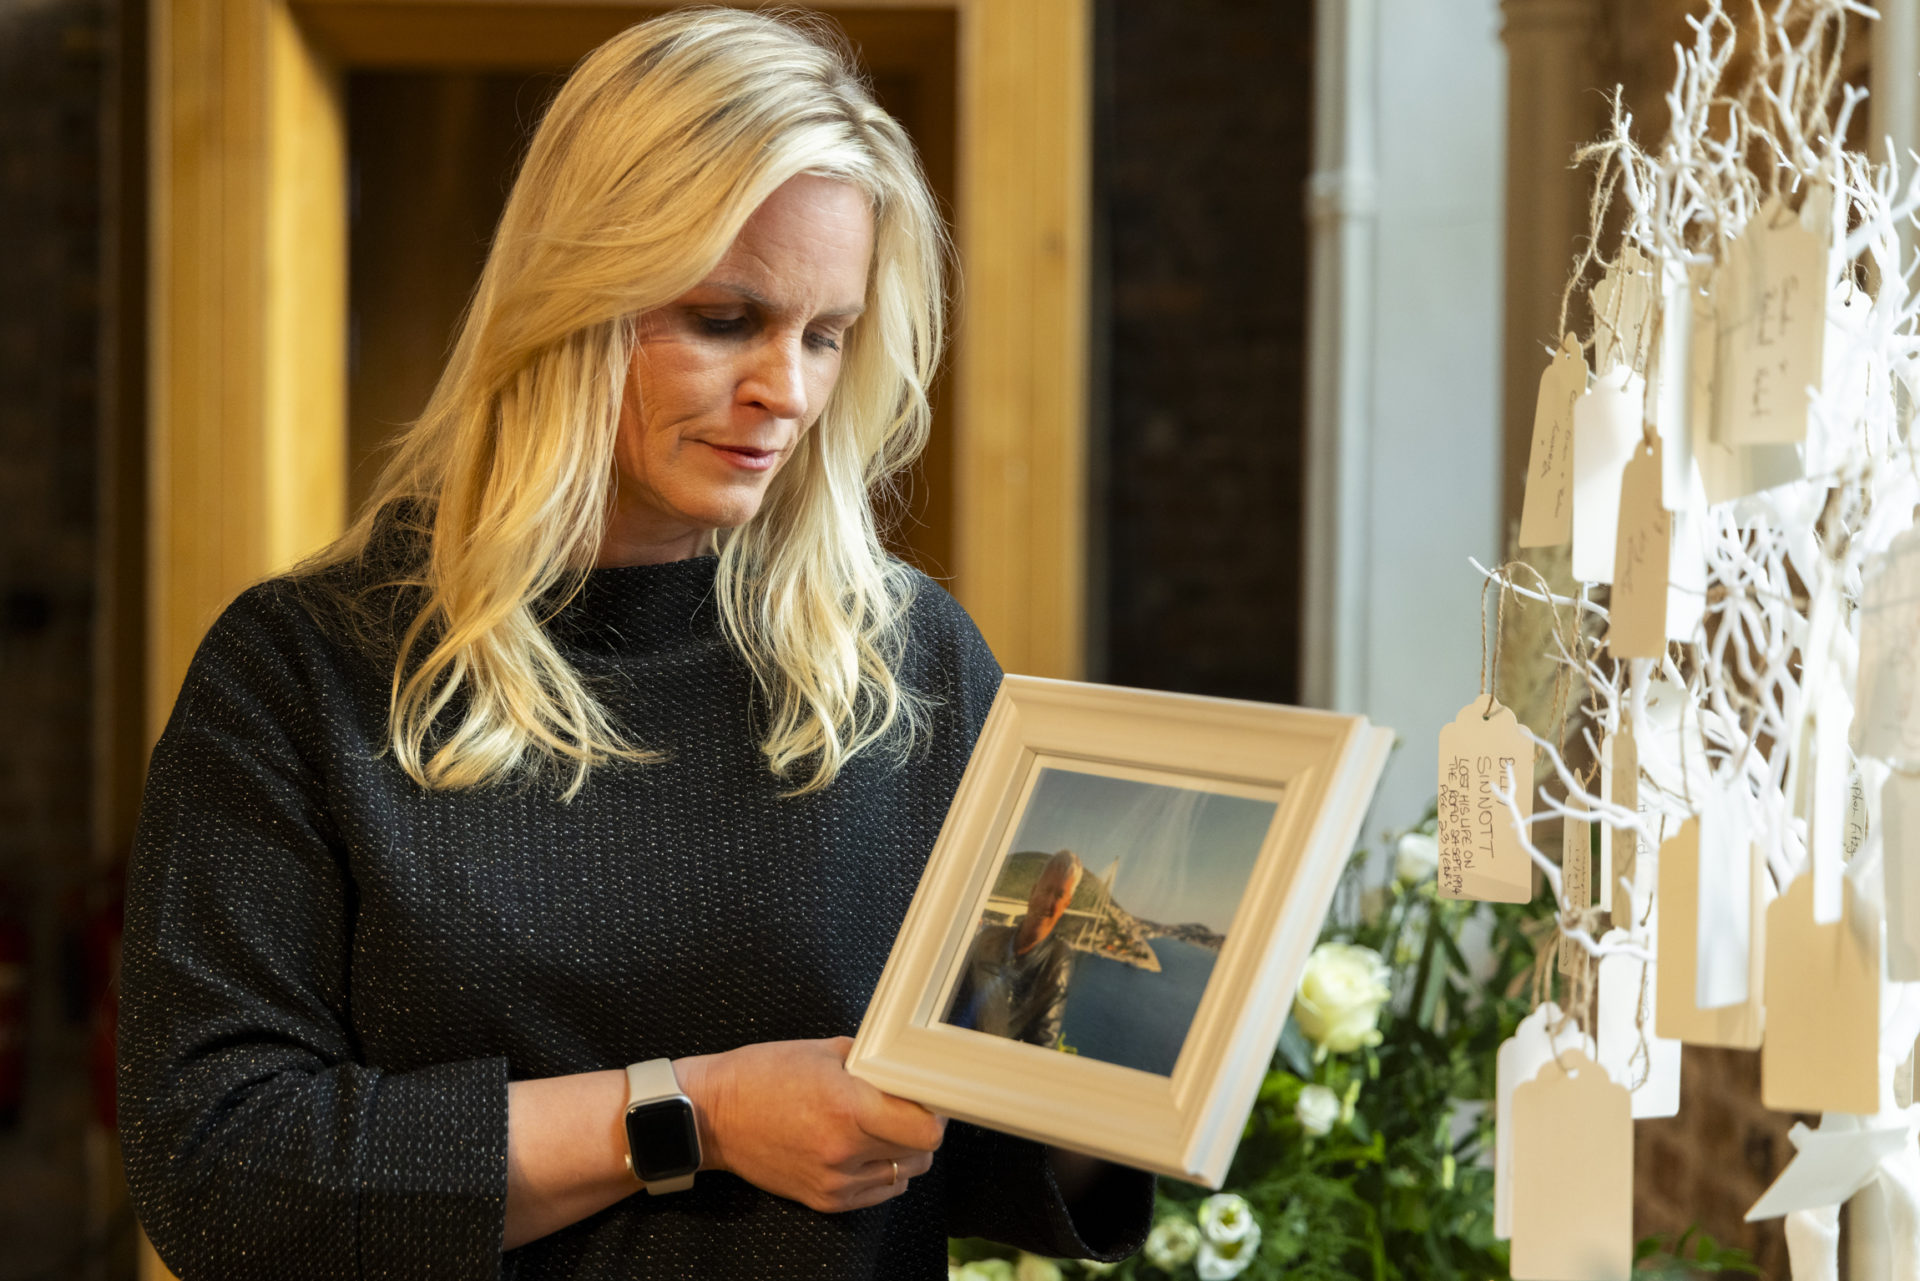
[847,676,1391,1187]
[147,0,1091,744]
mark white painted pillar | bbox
[1301,0,1378,715]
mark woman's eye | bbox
[697,315,748,337]
[806,330,842,353]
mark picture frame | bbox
[848,675,1392,1187]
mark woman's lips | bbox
[701,441,780,472]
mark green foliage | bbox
[953,812,1761,1281]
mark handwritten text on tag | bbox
[1721,192,1831,446]
[1520,335,1589,548]
[1438,700,1535,903]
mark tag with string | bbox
[1510,1048,1634,1280]
[1558,791,1593,978]
[1719,189,1833,447]
[1519,334,1588,548]
[1437,576,1535,903]
[1594,926,1682,1119]
[1608,437,1670,658]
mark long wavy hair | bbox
[314,7,950,799]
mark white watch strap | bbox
[624,1058,697,1194]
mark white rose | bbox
[1075,1263,1120,1277]
[1195,1220,1262,1281]
[1293,1083,1341,1136]
[1142,1217,1201,1270]
[957,1262,1016,1281]
[1292,941,1391,1055]
[1014,1254,1063,1281]
[1395,830,1440,884]
[1196,1193,1256,1244]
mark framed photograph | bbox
[848,675,1391,1187]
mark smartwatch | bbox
[622,1058,701,1193]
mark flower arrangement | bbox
[950,816,1760,1280]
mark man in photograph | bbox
[945,849,1084,1048]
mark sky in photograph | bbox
[1005,766,1278,935]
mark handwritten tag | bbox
[1559,812,1593,977]
[1437,700,1535,903]
[1854,528,1920,767]
[1655,818,1762,1048]
[1592,246,1655,376]
[1602,728,1638,927]
[1690,268,1803,504]
[1608,439,1671,658]
[1510,1050,1634,1281]
[1883,773,1920,981]
[1496,1004,1594,1239]
[1519,334,1588,548]
[1762,874,1879,1115]
[1721,192,1832,446]
[1696,781,1754,1009]
[1571,369,1644,583]
[1594,928,1682,1119]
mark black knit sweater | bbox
[118,548,1153,1279]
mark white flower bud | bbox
[1395,830,1440,884]
[1294,1083,1341,1136]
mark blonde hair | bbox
[315,7,949,799]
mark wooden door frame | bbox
[147,0,1091,745]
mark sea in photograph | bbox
[1058,935,1218,1076]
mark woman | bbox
[118,8,1150,1278]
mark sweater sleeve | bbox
[118,586,509,1281]
[943,1124,1155,1262]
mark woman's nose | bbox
[740,335,808,421]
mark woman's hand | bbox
[677,1036,944,1213]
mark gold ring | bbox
[889,1159,899,1186]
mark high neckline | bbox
[544,555,722,655]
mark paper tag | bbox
[1603,728,1638,927]
[1720,191,1831,446]
[1690,265,1803,505]
[1594,928,1682,1118]
[1844,770,1869,860]
[1437,700,1536,903]
[1519,334,1589,548]
[1666,498,1708,642]
[1696,781,1754,1009]
[1510,1050,1634,1281]
[1652,263,1697,511]
[1571,369,1644,583]
[1810,690,1853,925]
[1854,528,1920,767]
[1805,284,1877,479]
[1884,773,1920,981]
[1592,246,1656,376]
[1762,873,1879,1115]
[1655,817,1763,1047]
[1496,1004,1595,1239]
[1559,812,1593,977]
[1609,439,1671,658]
[1746,1120,1912,1221]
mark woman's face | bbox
[601,174,875,565]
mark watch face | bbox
[625,1097,700,1182]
